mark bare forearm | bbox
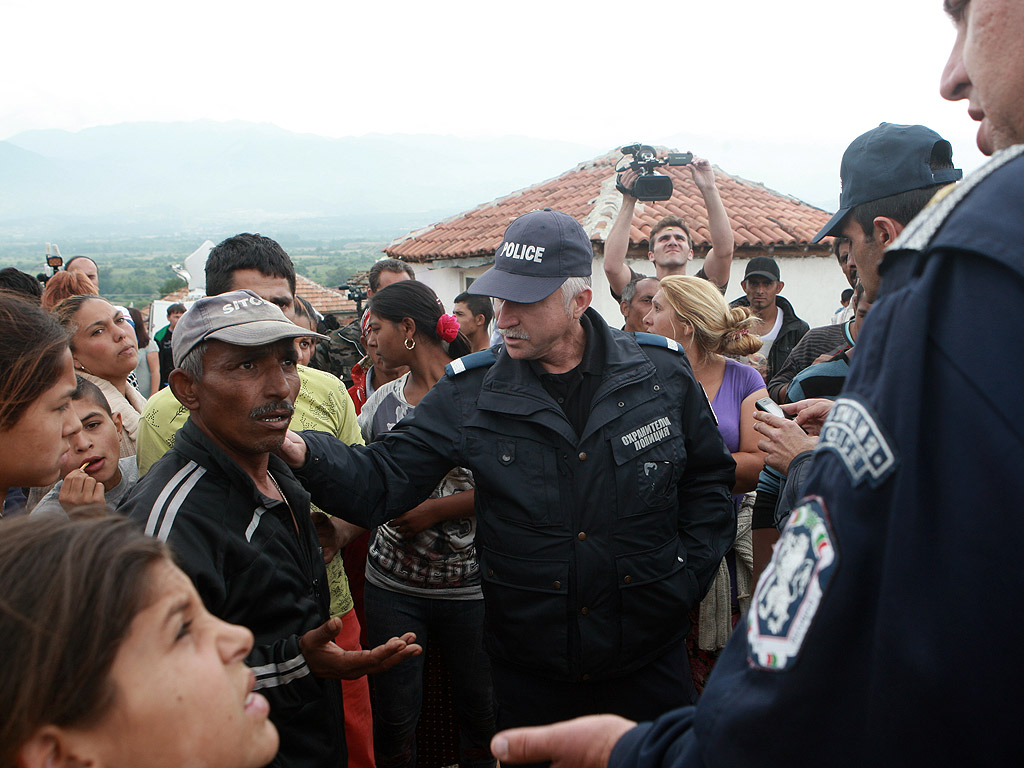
[732,451,765,494]
[699,181,734,287]
[604,196,638,295]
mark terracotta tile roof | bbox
[159,275,357,317]
[386,149,832,262]
[294,274,357,316]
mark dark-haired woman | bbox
[0,291,78,516]
[51,295,145,457]
[358,280,496,768]
[0,515,279,768]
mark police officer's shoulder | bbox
[633,332,685,355]
[445,349,497,377]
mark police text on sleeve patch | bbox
[748,497,837,671]
[817,397,898,488]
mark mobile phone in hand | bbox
[755,397,791,419]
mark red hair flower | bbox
[436,313,460,342]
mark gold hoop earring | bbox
[404,338,416,350]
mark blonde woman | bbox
[643,275,767,691]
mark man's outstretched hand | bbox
[299,618,421,679]
[491,715,636,768]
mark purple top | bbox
[712,358,765,454]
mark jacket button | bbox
[618,401,625,407]
[577,532,587,541]
[553,580,561,589]
[653,384,661,391]
[578,452,587,461]
[487,569,494,577]
[501,454,511,462]
[623,575,632,584]
[581,606,589,615]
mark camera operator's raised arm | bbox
[603,168,640,297]
[689,158,734,289]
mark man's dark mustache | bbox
[249,401,295,420]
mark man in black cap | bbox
[280,208,736,732]
[811,122,962,301]
[729,256,808,382]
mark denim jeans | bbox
[364,581,496,768]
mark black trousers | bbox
[489,641,697,732]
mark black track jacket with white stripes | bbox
[120,419,346,768]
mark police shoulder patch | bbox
[633,332,683,353]
[445,349,497,377]
[748,496,837,671]
[817,396,898,488]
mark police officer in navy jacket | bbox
[281,208,736,733]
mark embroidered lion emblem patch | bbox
[748,497,837,671]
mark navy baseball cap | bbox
[468,209,593,303]
[813,123,963,243]
[743,256,781,282]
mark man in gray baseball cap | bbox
[121,288,420,768]
[171,289,329,367]
[278,207,735,735]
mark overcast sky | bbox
[2,0,984,210]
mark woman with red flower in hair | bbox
[357,280,496,768]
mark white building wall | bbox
[421,254,851,334]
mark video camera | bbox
[616,144,693,202]
[338,284,369,315]
[36,243,64,285]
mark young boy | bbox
[30,376,139,519]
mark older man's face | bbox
[940,0,1024,155]
[189,339,300,464]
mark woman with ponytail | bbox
[358,280,495,768]
[643,274,768,692]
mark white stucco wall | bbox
[419,254,851,333]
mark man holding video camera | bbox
[603,155,735,299]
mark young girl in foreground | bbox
[0,516,279,768]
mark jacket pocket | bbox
[609,421,685,516]
[467,434,561,529]
[479,545,569,674]
[615,538,694,659]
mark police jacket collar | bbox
[477,308,662,444]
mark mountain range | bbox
[0,120,849,242]
[0,121,603,239]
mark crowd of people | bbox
[1,2,1022,766]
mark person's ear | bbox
[572,287,593,320]
[776,280,785,293]
[873,216,901,248]
[399,317,416,341]
[17,726,97,768]
[168,369,200,412]
[647,250,655,263]
[111,412,123,436]
[619,300,630,318]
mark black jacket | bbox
[297,308,735,683]
[120,419,345,768]
[729,295,809,381]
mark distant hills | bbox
[0,121,602,239]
